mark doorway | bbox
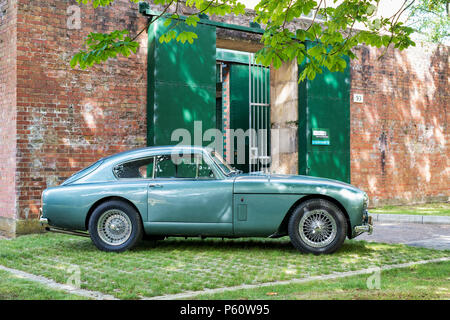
[216,49,271,173]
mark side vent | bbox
[237,204,247,221]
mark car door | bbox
[147,151,234,236]
[111,156,159,223]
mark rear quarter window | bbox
[61,160,104,185]
[114,157,155,179]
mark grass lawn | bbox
[0,269,87,300]
[371,202,450,216]
[195,261,450,300]
[0,233,448,299]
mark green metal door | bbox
[147,19,217,147]
[227,60,270,173]
[229,63,250,172]
[298,43,351,183]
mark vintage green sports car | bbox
[40,145,373,254]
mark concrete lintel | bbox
[216,38,263,53]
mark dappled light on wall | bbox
[350,43,448,206]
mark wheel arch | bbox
[277,194,352,238]
[85,196,143,230]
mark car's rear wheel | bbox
[88,200,143,252]
[288,199,347,254]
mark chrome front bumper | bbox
[354,215,373,235]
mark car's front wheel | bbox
[288,199,347,254]
[88,200,143,252]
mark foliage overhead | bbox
[407,0,449,44]
[71,0,427,81]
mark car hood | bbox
[233,173,363,195]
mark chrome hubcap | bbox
[299,209,337,248]
[97,209,132,246]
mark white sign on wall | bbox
[353,93,364,103]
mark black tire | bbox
[88,200,143,252]
[288,199,347,254]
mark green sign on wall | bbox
[311,128,330,145]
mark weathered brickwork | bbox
[14,0,148,226]
[0,0,17,237]
[221,64,231,162]
[350,44,449,206]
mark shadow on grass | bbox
[6,232,380,257]
[137,237,379,254]
[64,235,378,256]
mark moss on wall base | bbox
[15,219,46,236]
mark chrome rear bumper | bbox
[39,208,89,237]
[39,208,48,226]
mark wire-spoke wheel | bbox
[288,199,347,254]
[97,209,133,246]
[89,200,143,252]
[299,210,337,248]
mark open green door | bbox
[218,50,270,173]
[298,42,351,183]
[229,63,250,172]
[147,19,217,146]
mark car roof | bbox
[101,145,210,164]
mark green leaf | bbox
[163,18,172,27]
[185,15,200,27]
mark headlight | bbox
[363,193,369,210]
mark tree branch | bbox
[282,0,295,29]
[131,0,176,42]
[306,0,323,31]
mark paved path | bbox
[0,264,118,300]
[145,257,450,300]
[357,221,450,250]
[374,213,450,224]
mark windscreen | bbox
[210,151,234,176]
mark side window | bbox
[176,155,197,178]
[154,153,215,179]
[155,155,176,178]
[197,155,215,179]
[114,157,154,179]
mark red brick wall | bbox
[221,64,231,162]
[0,0,17,233]
[350,44,449,206]
[15,0,148,220]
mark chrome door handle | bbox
[149,184,163,188]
